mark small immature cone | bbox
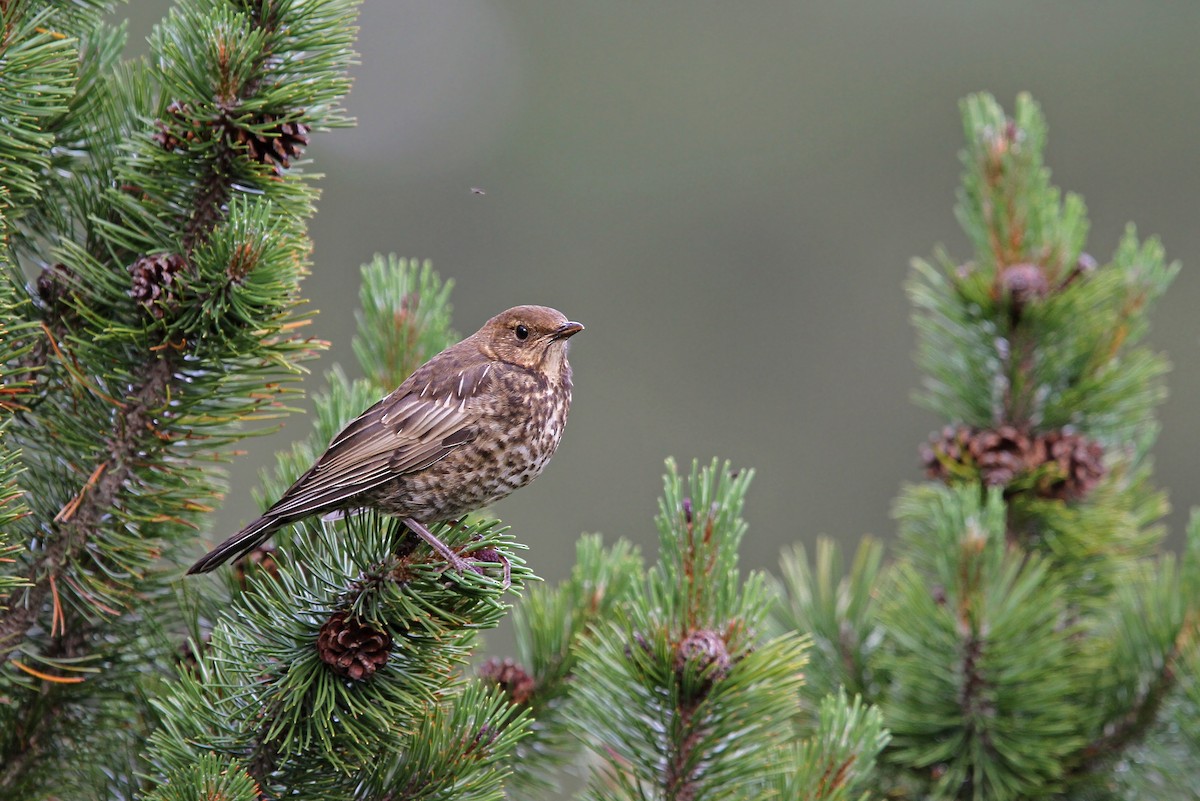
[675,629,732,701]
[1059,252,1098,290]
[999,262,1049,321]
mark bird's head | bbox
[478,305,584,373]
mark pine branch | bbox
[0,5,78,223]
[353,255,457,391]
[1,0,333,645]
[1070,543,1198,779]
[483,534,642,797]
[145,258,533,798]
[0,1,360,795]
[573,460,813,800]
[360,683,532,801]
[0,440,30,602]
[774,93,1195,801]
[883,486,1088,799]
[1073,634,1182,774]
[772,537,886,708]
[777,691,889,801]
[143,753,261,801]
[0,354,172,664]
[0,264,34,608]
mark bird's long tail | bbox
[187,514,282,574]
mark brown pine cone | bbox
[971,425,1042,487]
[231,114,311,175]
[923,424,1040,486]
[129,253,188,318]
[922,424,1043,488]
[923,424,1105,502]
[316,612,392,681]
[153,100,202,152]
[921,425,975,479]
[478,657,536,705]
[233,542,281,588]
[1038,431,1106,500]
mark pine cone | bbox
[462,544,511,585]
[1038,431,1106,500]
[153,100,202,152]
[129,253,188,318]
[233,542,281,587]
[674,629,731,700]
[35,263,77,319]
[921,425,974,478]
[1059,252,1099,290]
[924,424,1105,502]
[972,425,1042,487]
[231,114,311,175]
[999,262,1049,318]
[478,657,536,705]
[922,424,1042,488]
[316,612,391,681]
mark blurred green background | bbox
[126,2,1200,580]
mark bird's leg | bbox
[407,518,512,587]
[403,517,473,573]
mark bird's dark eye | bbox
[515,324,529,341]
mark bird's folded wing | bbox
[263,365,491,517]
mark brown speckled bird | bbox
[188,305,583,575]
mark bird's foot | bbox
[465,544,512,589]
[403,517,474,574]
[404,518,511,587]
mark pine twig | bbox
[1072,631,1187,775]
[664,696,707,801]
[0,356,173,664]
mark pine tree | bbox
[0,0,357,796]
[567,460,887,801]
[479,460,888,801]
[774,93,1200,800]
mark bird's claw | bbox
[465,546,511,589]
[404,517,509,587]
